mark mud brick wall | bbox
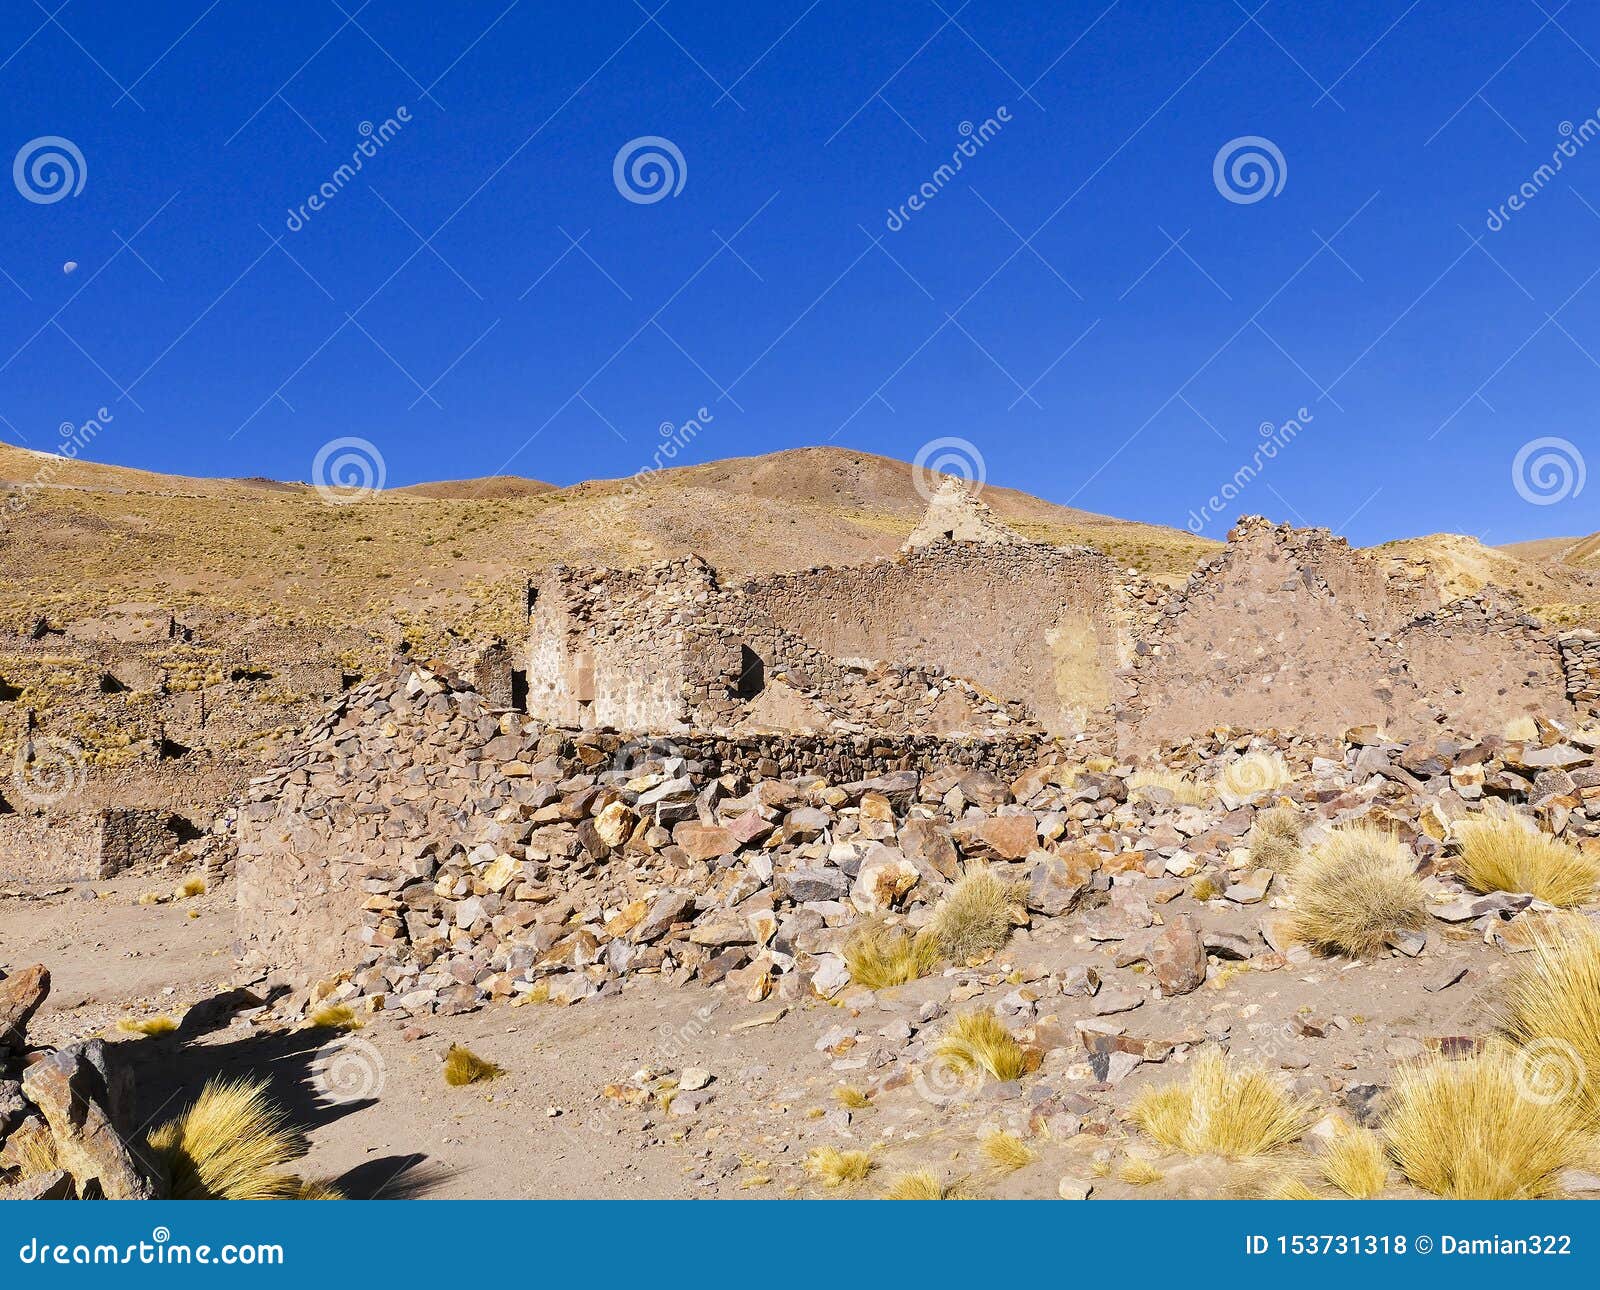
[737,541,1129,740]
[0,807,175,885]
[1396,598,1570,732]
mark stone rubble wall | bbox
[1561,630,1600,717]
[0,807,176,885]
[234,667,1060,1001]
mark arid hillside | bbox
[0,444,1215,653]
[1375,531,1600,627]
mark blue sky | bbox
[1,0,1596,544]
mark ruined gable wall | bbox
[1395,598,1571,733]
[1120,519,1423,748]
[739,542,1128,741]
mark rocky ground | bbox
[4,709,1598,1199]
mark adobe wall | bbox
[1395,598,1570,731]
[740,542,1128,741]
[1119,519,1427,747]
[0,807,176,885]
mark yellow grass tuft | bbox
[295,1178,346,1200]
[927,867,1020,963]
[843,921,941,990]
[805,1146,874,1188]
[443,1044,504,1087]
[1499,916,1600,1119]
[1219,750,1293,801]
[1503,715,1540,741]
[147,1077,317,1200]
[1188,873,1223,902]
[116,1015,179,1037]
[178,876,206,898]
[1249,805,1304,871]
[1319,1126,1388,1198]
[1128,768,1211,807]
[1289,823,1426,958]
[1455,814,1600,908]
[1264,1174,1321,1200]
[1118,1157,1164,1186]
[832,1085,872,1109]
[306,1003,362,1031]
[879,1168,978,1199]
[1383,1041,1593,1199]
[979,1131,1036,1172]
[8,1124,61,1180]
[932,1011,1030,1083]
[1129,1049,1310,1159]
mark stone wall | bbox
[1562,630,1600,718]
[739,541,1129,739]
[0,807,176,885]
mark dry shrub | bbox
[832,1085,871,1109]
[7,1123,61,1180]
[1289,823,1426,958]
[443,1044,504,1087]
[147,1077,324,1200]
[116,1015,179,1037]
[1129,1049,1310,1159]
[927,868,1019,963]
[1455,814,1600,908]
[805,1146,873,1188]
[1264,1174,1321,1200]
[932,1011,1029,1083]
[1503,715,1540,741]
[1117,1157,1164,1186]
[843,921,940,990]
[295,1178,346,1199]
[1219,750,1292,801]
[1383,1042,1593,1199]
[1499,916,1600,1118]
[178,876,206,898]
[1128,768,1211,807]
[879,1169,978,1199]
[1249,805,1304,871]
[306,1003,361,1031]
[1319,1126,1388,1198]
[979,1131,1035,1172]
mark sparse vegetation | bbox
[443,1045,504,1086]
[116,1015,179,1037]
[927,868,1020,963]
[1117,1157,1164,1186]
[146,1077,330,1200]
[1383,1042,1592,1199]
[306,1003,362,1031]
[1249,805,1304,871]
[1289,823,1427,958]
[979,1131,1036,1172]
[1219,750,1293,800]
[805,1146,873,1188]
[177,876,206,898]
[931,1011,1030,1083]
[1319,1127,1388,1198]
[1455,814,1600,907]
[1498,916,1600,1118]
[879,1169,977,1200]
[1129,1049,1310,1159]
[843,921,941,990]
[832,1085,872,1109]
[1128,768,1211,806]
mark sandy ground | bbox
[1,870,1526,1200]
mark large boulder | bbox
[20,1041,159,1200]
